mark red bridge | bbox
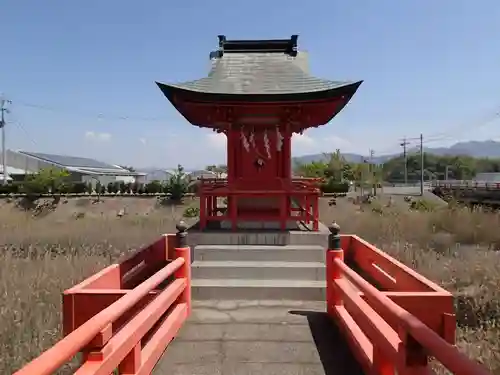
[14,225,491,375]
[15,226,488,375]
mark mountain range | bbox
[138,140,500,171]
[293,140,500,165]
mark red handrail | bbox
[15,256,187,375]
[328,250,491,375]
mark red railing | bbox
[327,233,491,375]
[14,232,191,375]
[198,177,323,193]
[432,180,500,190]
[12,225,493,375]
[198,177,322,230]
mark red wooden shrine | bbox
[157,35,362,231]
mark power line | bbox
[13,100,169,123]
[372,105,500,156]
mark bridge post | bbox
[326,222,343,316]
[174,220,192,315]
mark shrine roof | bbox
[156,48,362,102]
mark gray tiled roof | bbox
[159,51,358,95]
[19,151,124,170]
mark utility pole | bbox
[400,138,410,185]
[0,98,11,186]
[369,149,376,195]
[420,133,424,196]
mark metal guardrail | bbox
[431,180,500,190]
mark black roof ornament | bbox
[213,35,298,58]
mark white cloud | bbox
[139,137,147,145]
[85,131,111,142]
[207,132,227,149]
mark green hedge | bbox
[320,180,350,194]
[0,179,350,195]
[0,179,188,196]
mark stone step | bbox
[191,278,326,301]
[193,245,325,262]
[192,260,325,281]
[188,228,329,247]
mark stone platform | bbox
[187,221,330,248]
[153,300,363,375]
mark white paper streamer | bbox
[240,129,250,152]
[263,130,271,159]
[249,131,256,149]
[276,128,284,151]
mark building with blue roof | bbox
[0,150,146,186]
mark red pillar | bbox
[212,196,217,217]
[199,194,206,230]
[304,195,310,224]
[230,195,237,231]
[312,195,319,231]
[280,195,287,230]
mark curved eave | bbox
[156,80,362,104]
[156,80,363,127]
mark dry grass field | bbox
[0,196,499,374]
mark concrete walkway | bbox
[154,300,363,375]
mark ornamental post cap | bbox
[328,221,340,235]
[176,220,188,233]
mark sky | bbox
[1,0,500,169]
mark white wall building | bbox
[0,150,145,186]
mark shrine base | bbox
[220,219,299,231]
[186,220,330,248]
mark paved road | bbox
[155,300,363,375]
[379,185,431,196]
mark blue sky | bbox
[1,0,500,169]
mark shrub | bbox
[107,182,115,194]
[410,199,437,212]
[131,183,139,194]
[321,179,349,194]
[72,182,87,194]
[0,183,20,194]
[183,206,200,218]
[86,182,93,194]
[145,180,163,194]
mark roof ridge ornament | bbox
[211,35,298,59]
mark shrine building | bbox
[157,35,362,232]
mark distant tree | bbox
[324,149,346,181]
[294,161,327,178]
[164,164,188,202]
[120,165,136,172]
[22,167,70,198]
[206,164,227,178]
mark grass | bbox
[1,196,499,374]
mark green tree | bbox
[21,168,70,200]
[120,165,136,172]
[324,149,345,181]
[294,161,327,178]
[164,164,188,202]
